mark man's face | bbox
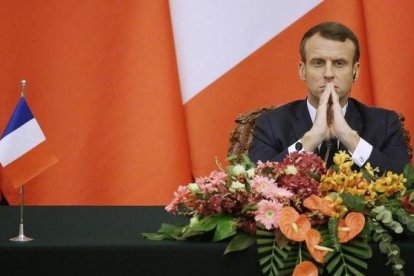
[298,33,360,107]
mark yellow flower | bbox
[374,171,406,197]
[319,151,407,201]
[364,162,379,177]
[333,151,352,166]
[324,194,348,218]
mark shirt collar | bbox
[306,99,348,123]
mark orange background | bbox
[0,0,413,205]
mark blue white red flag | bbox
[0,97,57,188]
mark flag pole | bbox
[10,80,33,242]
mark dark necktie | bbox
[319,139,338,168]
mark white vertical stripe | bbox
[0,118,46,166]
[169,0,322,103]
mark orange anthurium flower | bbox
[303,194,335,217]
[305,229,333,263]
[279,207,311,242]
[338,212,365,243]
[292,261,318,276]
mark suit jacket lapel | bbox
[345,98,363,133]
[292,99,313,141]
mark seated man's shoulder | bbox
[260,100,305,119]
[350,98,397,119]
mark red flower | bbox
[402,195,414,213]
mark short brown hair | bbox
[300,22,360,64]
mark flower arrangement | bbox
[144,151,414,276]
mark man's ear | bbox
[352,62,360,82]
[298,61,306,80]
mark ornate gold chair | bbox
[228,106,276,157]
[228,106,413,159]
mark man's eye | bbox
[312,59,324,66]
[334,60,345,67]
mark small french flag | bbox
[0,97,57,188]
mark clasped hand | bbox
[302,83,359,153]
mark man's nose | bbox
[324,64,334,80]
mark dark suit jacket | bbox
[249,98,411,173]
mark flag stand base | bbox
[10,223,33,242]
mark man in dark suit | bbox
[249,22,411,173]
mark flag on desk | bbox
[0,97,57,188]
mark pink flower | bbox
[254,199,283,230]
[251,176,293,200]
[165,185,191,214]
[271,186,294,199]
[196,171,228,194]
[251,176,276,192]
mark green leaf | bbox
[242,154,256,168]
[342,244,372,259]
[324,251,335,263]
[326,254,341,273]
[387,244,400,256]
[158,223,189,240]
[278,268,294,276]
[226,154,238,162]
[213,216,237,241]
[409,191,414,202]
[259,255,272,265]
[404,163,414,187]
[159,223,183,234]
[271,263,278,275]
[257,239,298,276]
[393,264,404,271]
[309,171,321,181]
[261,263,272,274]
[258,246,273,253]
[346,240,372,258]
[407,221,414,232]
[241,203,258,214]
[346,263,365,276]
[332,264,344,276]
[348,239,370,250]
[190,215,221,232]
[343,253,368,269]
[274,245,288,259]
[257,238,275,245]
[361,168,376,181]
[257,229,274,237]
[224,232,256,254]
[341,193,366,211]
[379,240,390,253]
[328,217,340,250]
[272,254,284,268]
[180,227,203,239]
[142,232,169,240]
[331,164,339,172]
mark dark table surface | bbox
[0,206,412,276]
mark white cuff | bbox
[288,140,304,153]
[350,138,373,167]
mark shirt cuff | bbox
[288,140,304,153]
[350,138,373,167]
